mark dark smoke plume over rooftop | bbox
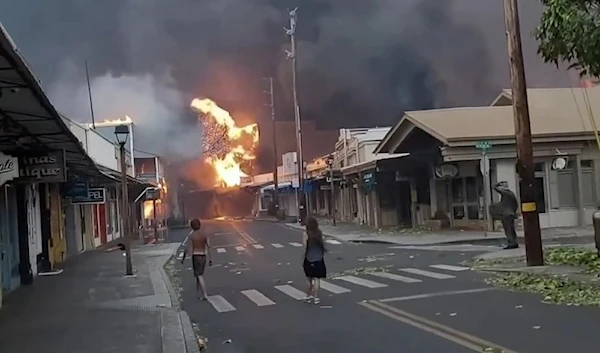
[0,0,576,167]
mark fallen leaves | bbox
[486,272,600,306]
[544,248,600,274]
[328,265,393,278]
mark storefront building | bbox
[375,87,600,230]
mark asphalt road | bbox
[168,220,600,353]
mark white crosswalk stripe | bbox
[320,280,351,294]
[335,275,388,288]
[235,246,246,251]
[429,264,470,272]
[241,289,275,306]
[399,268,456,279]
[326,239,342,245]
[252,244,264,249]
[369,271,422,283]
[271,243,284,248]
[275,285,306,300]
[207,295,236,313]
[216,248,227,253]
[289,242,303,247]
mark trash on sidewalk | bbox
[320,305,333,309]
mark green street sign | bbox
[476,141,491,150]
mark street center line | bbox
[378,287,496,303]
[335,275,388,288]
[235,246,246,251]
[271,243,284,248]
[252,244,264,249]
[289,242,303,247]
[275,285,306,300]
[429,264,470,272]
[361,300,517,353]
[207,295,236,313]
[241,289,276,306]
[369,272,422,283]
[320,280,351,294]
[216,248,227,253]
[326,239,342,245]
[399,268,456,279]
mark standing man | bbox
[181,219,212,300]
[492,181,519,249]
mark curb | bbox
[159,248,199,353]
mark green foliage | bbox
[544,247,600,273]
[534,0,600,77]
[488,272,600,306]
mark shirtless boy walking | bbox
[181,219,212,300]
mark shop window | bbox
[582,160,596,206]
[451,177,481,220]
[557,172,576,207]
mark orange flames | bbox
[190,98,259,188]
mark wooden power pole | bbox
[503,0,544,266]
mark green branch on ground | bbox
[534,0,600,77]
[487,272,600,306]
[545,247,600,273]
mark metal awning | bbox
[0,23,102,180]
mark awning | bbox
[0,23,102,180]
[341,154,408,176]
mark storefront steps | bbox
[284,221,595,247]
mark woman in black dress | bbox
[302,216,327,304]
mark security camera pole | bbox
[285,7,306,224]
[503,0,543,266]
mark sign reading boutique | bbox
[15,150,67,183]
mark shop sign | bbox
[71,188,106,205]
[0,151,19,186]
[65,182,89,198]
[16,150,66,183]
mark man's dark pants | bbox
[501,216,518,247]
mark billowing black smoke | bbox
[0,0,574,153]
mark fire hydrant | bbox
[593,208,600,257]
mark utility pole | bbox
[327,156,336,226]
[285,7,306,224]
[263,77,279,215]
[503,0,543,266]
[84,59,96,129]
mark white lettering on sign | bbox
[88,190,103,199]
[0,152,19,186]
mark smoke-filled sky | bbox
[0,0,577,160]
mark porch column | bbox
[429,178,437,217]
[410,179,418,228]
[575,155,585,226]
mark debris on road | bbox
[223,339,233,344]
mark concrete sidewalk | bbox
[0,243,199,353]
[285,221,595,246]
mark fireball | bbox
[190,98,259,188]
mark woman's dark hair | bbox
[190,218,201,231]
[305,216,326,252]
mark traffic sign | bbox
[476,141,491,150]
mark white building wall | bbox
[67,120,133,175]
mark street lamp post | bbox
[115,125,133,276]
